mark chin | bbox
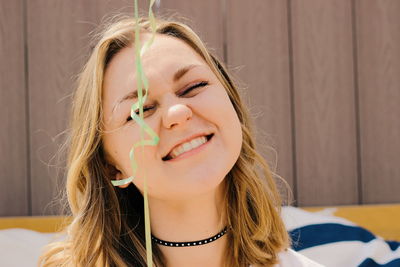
[169,159,234,200]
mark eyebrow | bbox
[112,64,200,114]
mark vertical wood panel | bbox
[0,0,29,216]
[226,0,294,201]
[27,1,143,215]
[5,0,398,217]
[157,0,224,61]
[291,0,359,206]
[355,0,400,203]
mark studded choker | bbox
[151,226,228,247]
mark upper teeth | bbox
[169,136,207,159]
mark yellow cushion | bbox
[0,216,71,233]
[302,204,400,241]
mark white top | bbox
[274,249,324,266]
[250,248,324,267]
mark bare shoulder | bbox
[274,248,325,267]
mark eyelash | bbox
[127,81,209,122]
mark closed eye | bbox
[180,81,209,96]
[126,80,209,122]
[127,106,155,121]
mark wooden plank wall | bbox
[0,0,29,216]
[227,0,294,201]
[290,0,359,205]
[0,0,399,216]
[355,0,400,204]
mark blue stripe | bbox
[386,240,400,252]
[289,223,376,251]
[358,258,400,267]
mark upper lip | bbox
[162,132,212,160]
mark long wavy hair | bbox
[40,14,290,267]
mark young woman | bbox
[40,15,322,267]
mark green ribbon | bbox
[110,0,157,265]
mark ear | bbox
[105,162,131,189]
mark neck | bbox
[149,185,227,267]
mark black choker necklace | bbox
[151,226,228,247]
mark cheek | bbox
[122,134,162,186]
[222,100,243,157]
[191,85,231,117]
[214,88,243,156]
[200,86,241,133]
[104,125,153,171]
[194,85,243,155]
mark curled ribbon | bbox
[110,0,157,265]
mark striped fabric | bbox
[282,207,400,267]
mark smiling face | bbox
[101,33,242,201]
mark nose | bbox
[162,103,193,129]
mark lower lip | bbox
[166,135,213,162]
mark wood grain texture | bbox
[3,0,399,217]
[291,0,359,206]
[156,0,224,61]
[0,0,29,216]
[226,0,294,201]
[355,0,400,203]
[27,1,140,215]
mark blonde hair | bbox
[40,14,290,267]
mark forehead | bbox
[140,33,205,65]
[104,33,207,83]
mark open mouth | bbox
[162,133,214,161]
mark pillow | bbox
[282,206,400,267]
[0,228,57,267]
